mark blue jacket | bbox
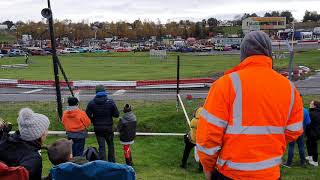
[51,160,135,180]
[303,108,311,128]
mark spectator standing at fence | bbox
[117,104,137,166]
[196,31,303,180]
[0,108,50,180]
[305,100,320,167]
[62,97,91,157]
[285,104,311,167]
[86,85,119,162]
[180,107,203,171]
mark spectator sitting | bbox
[0,108,50,180]
[117,104,137,166]
[62,97,91,157]
[45,138,89,180]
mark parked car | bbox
[9,49,26,57]
[61,48,80,54]
[231,44,240,50]
[74,47,89,53]
[0,53,4,58]
[214,44,232,51]
[89,48,109,53]
[31,49,51,56]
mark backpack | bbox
[83,147,100,162]
[0,161,29,180]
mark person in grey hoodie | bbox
[117,104,137,166]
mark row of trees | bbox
[11,18,235,41]
[2,10,319,41]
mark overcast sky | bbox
[1,0,320,23]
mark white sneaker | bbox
[308,160,319,167]
[306,156,313,161]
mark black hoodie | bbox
[0,131,42,180]
[306,108,320,139]
[86,95,119,134]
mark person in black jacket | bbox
[86,85,119,162]
[117,104,137,166]
[0,108,50,180]
[305,100,320,167]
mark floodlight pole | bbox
[46,0,63,119]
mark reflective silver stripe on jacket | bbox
[286,121,303,131]
[216,156,282,171]
[196,144,221,156]
[226,72,295,135]
[226,126,284,134]
[288,82,295,120]
[201,109,228,128]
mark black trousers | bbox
[182,134,196,165]
[212,171,232,180]
[306,136,318,162]
[95,132,115,162]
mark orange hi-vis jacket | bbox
[196,55,303,180]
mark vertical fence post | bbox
[176,55,180,111]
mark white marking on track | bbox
[23,89,43,94]
[112,89,126,96]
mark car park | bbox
[8,49,26,57]
[61,48,80,54]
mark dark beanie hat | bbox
[123,104,132,113]
[240,31,272,61]
[67,97,79,106]
[95,85,105,93]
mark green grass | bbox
[0,99,204,133]
[0,50,319,80]
[2,96,320,179]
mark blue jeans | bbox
[69,138,86,157]
[286,135,306,166]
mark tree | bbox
[303,11,320,22]
[250,13,258,17]
[264,12,272,17]
[2,20,14,29]
[207,18,218,27]
[280,11,294,24]
[271,11,280,17]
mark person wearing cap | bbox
[0,108,50,180]
[44,138,89,180]
[62,97,91,157]
[86,85,119,162]
[196,31,303,180]
[117,104,137,166]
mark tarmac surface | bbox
[1,73,320,102]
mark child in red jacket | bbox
[62,97,91,157]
